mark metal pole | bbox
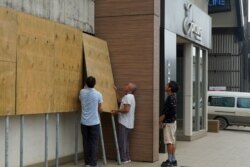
[45,114,49,167]
[5,116,9,167]
[56,113,60,167]
[74,112,79,165]
[111,114,121,165]
[20,115,24,167]
[99,114,107,165]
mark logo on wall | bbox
[183,3,202,42]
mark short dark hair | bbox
[86,76,96,88]
[169,80,179,93]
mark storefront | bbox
[160,0,212,141]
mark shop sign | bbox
[165,0,212,49]
[183,2,202,42]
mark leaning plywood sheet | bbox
[0,61,16,116]
[54,23,83,112]
[16,13,54,115]
[82,33,118,112]
[0,7,17,62]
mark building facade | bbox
[161,0,211,143]
[0,1,93,166]
[208,0,248,92]
[0,0,213,165]
[95,0,161,162]
[96,0,211,161]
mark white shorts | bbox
[163,121,176,144]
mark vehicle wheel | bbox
[215,117,228,130]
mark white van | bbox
[208,91,250,130]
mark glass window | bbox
[192,47,197,131]
[199,50,205,130]
[237,98,250,108]
[208,96,235,107]
[192,47,197,117]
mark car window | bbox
[237,98,250,108]
[208,96,235,107]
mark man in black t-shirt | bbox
[159,81,179,167]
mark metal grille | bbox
[208,33,242,91]
[210,34,241,55]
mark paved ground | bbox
[62,126,250,167]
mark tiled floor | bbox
[62,126,250,167]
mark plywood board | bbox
[82,33,118,112]
[16,13,55,115]
[0,7,17,62]
[0,61,16,116]
[54,23,83,112]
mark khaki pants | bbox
[163,121,176,144]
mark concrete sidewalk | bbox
[62,127,250,167]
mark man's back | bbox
[79,88,103,126]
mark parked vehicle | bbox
[208,91,250,130]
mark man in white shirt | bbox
[79,76,103,167]
[112,83,136,163]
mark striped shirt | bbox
[79,88,103,126]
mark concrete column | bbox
[183,43,193,136]
[204,50,208,131]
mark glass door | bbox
[193,46,207,131]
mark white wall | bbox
[0,112,83,167]
[189,0,208,13]
[0,0,95,34]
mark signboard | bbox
[209,86,227,91]
[208,0,231,13]
[165,0,212,49]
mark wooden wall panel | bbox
[96,15,158,161]
[82,33,118,113]
[0,7,17,116]
[153,15,160,161]
[0,62,16,116]
[96,15,154,90]
[95,0,154,17]
[54,23,82,112]
[16,12,84,115]
[0,7,84,115]
[0,6,17,62]
[16,13,55,115]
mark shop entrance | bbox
[176,40,208,140]
[176,44,184,133]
